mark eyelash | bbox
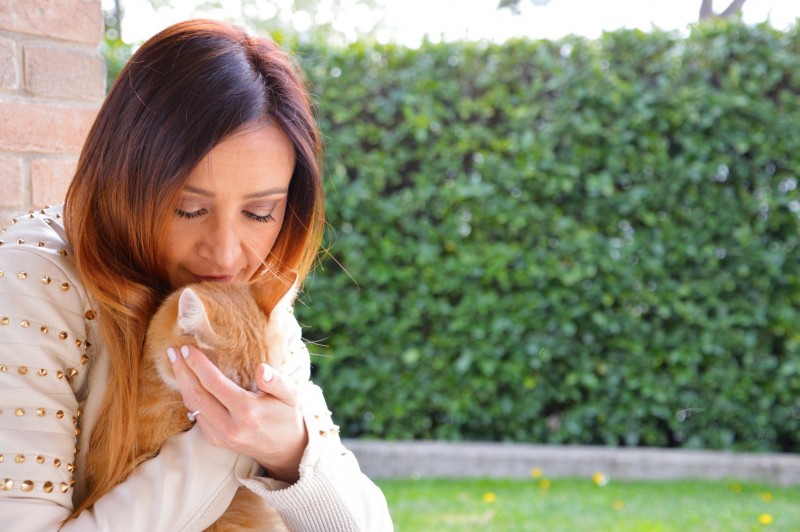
[175,209,275,223]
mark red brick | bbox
[0,154,23,206]
[0,0,103,44]
[30,158,77,206]
[24,44,105,100]
[0,99,98,154]
[0,36,18,90]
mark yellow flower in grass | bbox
[758,513,774,525]
[530,467,543,479]
[539,478,551,489]
[732,483,742,493]
[592,472,609,487]
[761,492,772,502]
[482,492,497,503]
[613,500,624,511]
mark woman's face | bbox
[162,122,295,288]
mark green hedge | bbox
[291,19,800,452]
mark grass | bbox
[377,476,800,531]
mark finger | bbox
[255,363,298,406]
[179,345,249,408]
[168,345,228,421]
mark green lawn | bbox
[378,477,800,531]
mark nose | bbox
[201,216,242,273]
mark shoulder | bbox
[1,205,87,303]
[0,205,94,365]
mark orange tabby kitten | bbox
[138,273,298,531]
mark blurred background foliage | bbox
[104,15,800,451]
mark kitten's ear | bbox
[251,271,298,318]
[177,288,215,338]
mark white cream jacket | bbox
[0,206,392,531]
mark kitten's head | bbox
[145,272,298,392]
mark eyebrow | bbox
[184,185,289,199]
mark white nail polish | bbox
[167,348,176,363]
[262,365,274,382]
[181,345,190,358]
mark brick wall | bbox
[0,0,105,223]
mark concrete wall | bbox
[0,0,105,223]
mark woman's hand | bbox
[167,345,309,484]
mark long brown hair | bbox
[64,19,324,516]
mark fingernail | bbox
[181,345,191,358]
[262,365,273,382]
[167,348,177,363]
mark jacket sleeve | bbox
[0,217,246,531]
[238,313,394,532]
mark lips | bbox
[192,274,235,283]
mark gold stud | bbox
[85,341,92,348]
[74,446,79,454]
[55,213,61,219]
[39,209,45,215]
[15,454,24,463]
[18,366,27,375]
[58,249,67,256]
[36,455,44,464]
[54,458,61,467]
[43,481,53,493]
[69,479,77,488]
[60,282,69,291]
[319,430,328,437]
[85,310,96,320]
[0,317,7,325]
[76,408,82,417]
[75,427,81,436]
[67,368,78,378]
[38,368,47,376]
[17,272,27,279]
[11,218,16,223]
[0,240,3,246]
[58,331,68,340]
[56,370,64,379]
[17,239,24,245]
[36,241,45,247]
[15,408,24,416]
[36,408,45,416]
[67,463,75,473]
[1,479,13,491]
[72,415,77,424]
[60,482,69,493]
[55,410,64,419]
[40,325,48,333]
[0,364,6,371]
[21,320,29,328]
[0,270,3,277]
[41,276,51,285]
[81,355,89,365]
[75,339,82,348]
[0,455,3,463]
[21,480,34,492]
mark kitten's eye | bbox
[243,211,275,223]
[175,208,207,220]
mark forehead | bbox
[186,123,295,192]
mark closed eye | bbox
[243,211,275,223]
[176,208,206,219]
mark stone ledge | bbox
[343,439,800,486]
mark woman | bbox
[0,19,392,530]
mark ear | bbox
[177,287,215,338]
[251,271,298,318]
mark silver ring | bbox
[187,410,201,423]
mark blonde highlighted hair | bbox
[64,19,324,517]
